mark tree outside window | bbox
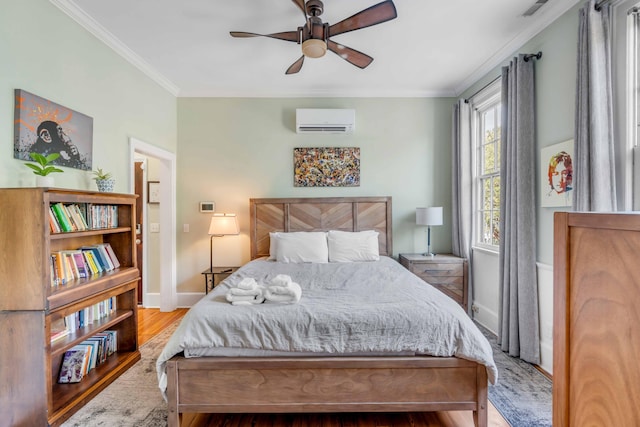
[477,102,501,247]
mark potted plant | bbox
[93,168,115,192]
[25,152,63,187]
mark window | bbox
[471,84,502,249]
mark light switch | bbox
[150,223,160,233]
[183,224,190,233]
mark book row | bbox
[50,296,118,344]
[50,243,121,287]
[49,202,119,233]
[57,330,118,384]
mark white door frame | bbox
[129,137,177,312]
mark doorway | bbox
[129,137,177,312]
[134,160,145,305]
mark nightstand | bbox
[201,267,239,294]
[399,253,468,310]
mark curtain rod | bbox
[523,51,543,62]
[464,76,501,104]
[464,51,542,104]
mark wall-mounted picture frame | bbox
[540,139,573,207]
[13,89,93,171]
[148,181,160,204]
[294,147,360,187]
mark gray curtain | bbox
[574,0,617,211]
[451,100,473,314]
[498,55,540,364]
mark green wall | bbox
[176,98,454,293]
[0,0,177,191]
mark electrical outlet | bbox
[150,223,160,233]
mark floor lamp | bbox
[416,207,443,257]
[208,213,239,272]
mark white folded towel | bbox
[236,277,258,290]
[264,274,302,304]
[225,279,264,305]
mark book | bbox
[61,251,80,280]
[50,254,59,287]
[95,244,115,270]
[48,208,61,233]
[82,250,103,274]
[82,251,99,276]
[63,205,79,231]
[58,345,91,383]
[87,246,112,271]
[50,317,69,343]
[100,243,121,269]
[68,204,88,231]
[95,331,117,357]
[54,252,68,284]
[79,339,100,370]
[51,203,72,232]
[73,251,88,278]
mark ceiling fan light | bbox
[302,39,327,58]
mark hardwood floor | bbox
[137,307,509,427]
[138,306,188,346]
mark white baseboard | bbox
[472,301,499,335]
[142,292,201,309]
[540,340,553,375]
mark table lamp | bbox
[416,207,443,257]
[208,213,239,272]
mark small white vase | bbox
[36,175,54,187]
[96,178,115,192]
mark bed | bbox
[158,196,497,427]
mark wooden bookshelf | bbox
[0,188,140,426]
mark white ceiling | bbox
[53,0,581,98]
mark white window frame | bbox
[470,80,502,251]
[629,5,640,208]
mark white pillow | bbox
[268,232,280,260]
[273,232,329,263]
[327,230,380,262]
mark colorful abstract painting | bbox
[294,147,360,187]
[540,139,573,207]
[14,89,93,170]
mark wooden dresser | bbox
[553,212,640,426]
[399,253,468,310]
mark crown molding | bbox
[454,0,582,96]
[49,0,180,96]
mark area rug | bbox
[479,323,553,427]
[63,320,552,427]
[61,321,178,427]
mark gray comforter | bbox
[157,256,498,395]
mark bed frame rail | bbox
[166,356,488,427]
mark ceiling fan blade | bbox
[291,0,307,20]
[230,30,299,42]
[327,40,373,69]
[285,56,305,74]
[329,0,397,38]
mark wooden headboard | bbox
[249,197,392,259]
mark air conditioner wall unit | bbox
[296,109,355,134]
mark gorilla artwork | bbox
[29,120,84,169]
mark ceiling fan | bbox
[230,0,397,74]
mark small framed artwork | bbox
[294,147,360,187]
[148,181,160,204]
[540,139,573,207]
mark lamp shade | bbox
[208,213,239,236]
[416,207,443,226]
